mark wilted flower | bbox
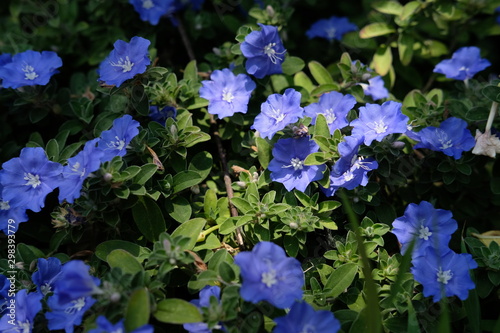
[251,88,303,139]
[303,91,356,134]
[273,301,341,333]
[98,36,151,87]
[268,137,326,192]
[183,285,222,333]
[97,114,140,163]
[0,289,42,332]
[306,16,357,41]
[199,68,256,118]
[359,76,389,101]
[240,24,286,79]
[129,0,173,25]
[89,316,154,333]
[472,129,500,158]
[234,241,304,309]
[433,46,491,81]
[0,50,62,89]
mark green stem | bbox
[485,101,498,133]
[197,224,220,242]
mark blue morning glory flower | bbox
[97,114,141,163]
[149,105,177,125]
[303,91,356,134]
[46,294,96,333]
[251,88,303,139]
[350,101,409,146]
[234,241,304,309]
[98,36,151,87]
[240,23,286,79]
[413,117,475,159]
[89,316,154,333]
[0,50,62,89]
[433,46,491,81]
[0,147,63,213]
[32,257,63,295]
[306,16,357,41]
[183,285,222,333]
[199,68,256,118]
[129,0,173,25]
[359,76,389,101]
[411,248,477,302]
[391,201,458,258]
[53,260,101,305]
[0,289,42,332]
[59,138,103,204]
[0,179,29,234]
[268,137,326,192]
[273,301,341,333]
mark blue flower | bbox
[59,138,103,204]
[0,180,29,234]
[433,46,491,81]
[0,147,63,213]
[251,88,303,139]
[240,24,286,79]
[53,260,101,305]
[273,301,341,333]
[0,289,42,332]
[303,91,356,134]
[129,0,173,25]
[199,68,256,118]
[234,241,304,309]
[97,114,141,163]
[306,16,357,41]
[0,275,10,316]
[32,257,63,295]
[268,137,326,192]
[89,316,154,333]
[350,101,409,146]
[0,50,62,89]
[413,117,475,159]
[359,76,389,101]
[391,201,458,257]
[411,248,477,302]
[0,54,11,67]
[149,105,177,125]
[98,36,151,87]
[46,294,96,333]
[183,285,222,333]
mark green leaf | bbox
[282,56,305,75]
[293,71,315,93]
[304,152,334,165]
[230,197,253,214]
[125,288,150,332]
[372,44,393,76]
[171,218,207,250]
[95,240,142,261]
[133,164,158,185]
[283,235,299,257]
[172,170,204,193]
[154,298,203,324]
[183,60,198,82]
[400,1,421,21]
[359,23,395,39]
[324,263,358,298]
[318,201,342,213]
[16,244,45,266]
[313,114,331,138]
[310,83,340,96]
[466,106,490,121]
[131,196,166,242]
[188,151,213,181]
[482,86,500,103]
[256,137,272,169]
[308,61,334,85]
[398,33,414,66]
[107,249,144,275]
[167,196,192,223]
[45,139,60,161]
[372,1,403,15]
[219,216,253,235]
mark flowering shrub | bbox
[1,1,500,332]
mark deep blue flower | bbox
[0,289,42,332]
[0,50,62,89]
[183,285,222,333]
[268,137,326,192]
[149,105,177,125]
[303,91,356,134]
[306,16,357,41]
[411,248,477,302]
[53,260,101,305]
[0,147,63,213]
[59,138,103,204]
[234,241,304,309]
[46,294,96,333]
[350,101,409,146]
[32,257,63,295]
[433,46,491,81]
[199,68,256,118]
[0,54,11,67]
[0,275,9,316]
[89,316,154,333]
[129,0,173,25]
[360,76,389,101]
[98,36,151,87]
[240,24,286,79]
[392,201,458,257]
[0,179,29,234]
[413,117,475,159]
[273,301,341,333]
[97,114,141,163]
[251,88,303,139]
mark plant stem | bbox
[485,101,498,133]
[175,14,195,61]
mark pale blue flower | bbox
[303,91,356,134]
[97,114,140,163]
[360,76,389,101]
[306,16,357,41]
[273,301,341,333]
[433,46,491,81]
[129,0,174,25]
[0,180,29,234]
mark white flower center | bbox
[373,120,388,134]
[418,226,432,241]
[261,269,278,287]
[323,108,336,124]
[142,0,154,9]
[71,162,86,178]
[439,140,453,150]
[107,136,126,151]
[65,297,86,314]
[290,157,304,171]
[40,283,52,295]
[24,173,41,188]
[0,200,10,210]
[110,56,134,73]
[300,324,316,333]
[17,320,32,333]
[222,89,235,103]
[263,42,285,64]
[343,170,354,181]
[22,63,38,80]
[326,27,336,39]
[436,267,453,285]
[268,105,285,122]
